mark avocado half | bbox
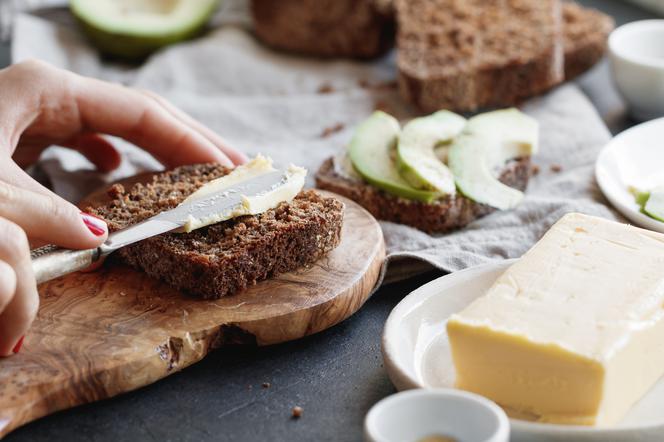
[70,0,219,59]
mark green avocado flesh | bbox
[396,110,466,195]
[638,186,664,222]
[70,0,219,59]
[348,112,439,203]
[449,108,538,210]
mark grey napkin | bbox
[11,3,618,283]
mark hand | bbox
[0,59,247,356]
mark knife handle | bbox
[31,245,101,284]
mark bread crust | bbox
[315,157,531,234]
[562,2,614,80]
[89,164,345,299]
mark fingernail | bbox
[81,212,107,236]
[12,336,24,354]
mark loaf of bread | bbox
[396,0,564,112]
[249,1,612,109]
[250,0,394,59]
[315,157,531,233]
[88,164,344,299]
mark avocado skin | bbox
[71,2,218,60]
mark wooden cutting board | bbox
[0,175,385,439]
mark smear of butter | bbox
[180,155,307,232]
[184,154,275,203]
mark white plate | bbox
[595,117,664,233]
[382,260,664,442]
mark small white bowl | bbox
[609,20,664,121]
[364,389,510,442]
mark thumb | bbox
[0,181,108,249]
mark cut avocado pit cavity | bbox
[70,0,219,59]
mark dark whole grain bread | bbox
[250,0,394,59]
[396,0,564,113]
[88,164,344,299]
[562,2,614,80]
[315,157,530,233]
[249,1,610,95]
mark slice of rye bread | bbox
[315,157,531,234]
[562,2,614,80]
[250,0,394,59]
[87,164,344,299]
[396,0,564,113]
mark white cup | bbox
[609,20,664,121]
[364,389,510,442]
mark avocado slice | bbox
[348,112,439,203]
[70,0,219,59]
[396,110,466,195]
[641,186,664,222]
[449,108,538,210]
[629,186,650,207]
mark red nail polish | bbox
[12,336,24,354]
[81,212,107,236]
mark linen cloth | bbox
[10,1,619,283]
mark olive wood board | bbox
[0,175,385,438]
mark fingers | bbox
[138,90,248,165]
[0,180,108,249]
[0,260,17,314]
[2,60,246,170]
[0,218,38,356]
[62,133,122,173]
[72,76,235,168]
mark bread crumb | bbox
[321,123,345,138]
[550,164,562,173]
[291,406,303,419]
[531,164,540,176]
[373,100,391,113]
[317,83,334,94]
[119,291,126,297]
[262,382,271,389]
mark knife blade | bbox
[31,170,288,284]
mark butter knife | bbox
[31,170,287,284]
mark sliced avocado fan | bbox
[71,0,219,59]
[348,112,440,203]
[449,108,539,210]
[396,110,466,195]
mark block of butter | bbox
[447,213,664,426]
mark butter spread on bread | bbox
[181,155,306,232]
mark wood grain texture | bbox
[0,177,385,438]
